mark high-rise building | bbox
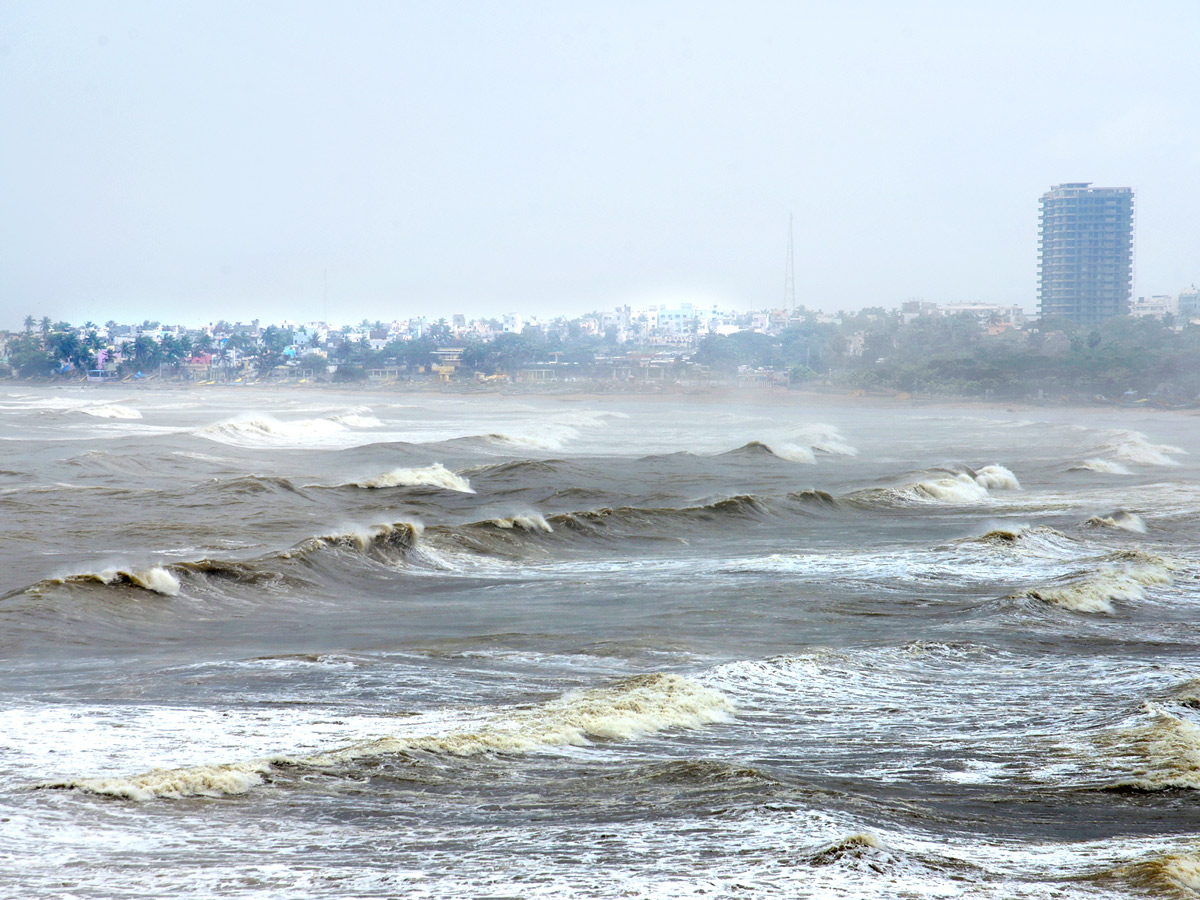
[1037,183,1134,323]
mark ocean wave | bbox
[1099,429,1187,467]
[12,521,428,602]
[329,412,382,428]
[1069,458,1133,475]
[197,415,348,447]
[1085,510,1147,533]
[787,489,840,508]
[483,430,576,451]
[1099,705,1200,791]
[351,463,473,493]
[283,522,424,561]
[47,565,182,596]
[49,673,733,800]
[487,514,554,532]
[1015,555,1172,614]
[724,425,857,464]
[806,833,887,867]
[1104,849,1200,897]
[549,495,770,536]
[74,404,142,420]
[47,759,277,801]
[210,474,306,497]
[791,423,858,457]
[964,524,1080,558]
[851,464,1020,506]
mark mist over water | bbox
[3,385,1200,898]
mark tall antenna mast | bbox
[784,212,796,314]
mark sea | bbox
[1,384,1198,899]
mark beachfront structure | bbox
[1038,183,1134,324]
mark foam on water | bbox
[56,565,183,596]
[75,404,142,419]
[50,673,733,800]
[1100,429,1187,467]
[488,513,554,532]
[892,464,1019,504]
[1017,557,1172,614]
[1086,510,1147,533]
[197,414,349,447]
[1071,458,1133,475]
[1100,704,1200,791]
[352,463,473,493]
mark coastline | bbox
[6,375,1197,416]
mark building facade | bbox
[1037,183,1134,324]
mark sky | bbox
[1,0,1198,330]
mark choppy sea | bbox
[2,385,1199,898]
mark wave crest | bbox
[1085,510,1147,533]
[50,673,733,800]
[1016,556,1172,614]
[353,463,473,493]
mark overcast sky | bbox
[2,0,1197,329]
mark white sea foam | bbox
[1101,430,1186,467]
[197,415,348,447]
[971,464,1021,491]
[1116,849,1200,896]
[354,463,473,493]
[93,566,181,596]
[1086,511,1147,533]
[489,513,553,532]
[485,430,576,451]
[330,412,382,428]
[55,673,733,800]
[58,759,275,801]
[892,464,1020,504]
[1020,558,1171,614]
[791,423,859,457]
[1101,705,1200,791]
[1072,458,1133,475]
[311,672,733,762]
[76,405,142,420]
[766,442,816,464]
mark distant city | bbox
[2,183,1197,402]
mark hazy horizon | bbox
[2,1,1197,331]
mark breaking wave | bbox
[197,415,349,446]
[45,565,182,596]
[48,673,733,800]
[483,430,576,451]
[853,464,1020,505]
[1070,458,1132,475]
[351,463,473,493]
[1015,555,1172,614]
[1099,430,1186,467]
[1086,510,1147,533]
[724,440,812,463]
[75,405,142,420]
[487,514,553,532]
[965,525,1079,558]
[725,425,856,464]
[282,522,424,562]
[196,410,387,447]
[1099,705,1200,791]
[1105,850,1200,897]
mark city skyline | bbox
[2,2,1198,331]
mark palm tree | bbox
[39,317,51,337]
[23,315,34,334]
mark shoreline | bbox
[5,375,1197,416]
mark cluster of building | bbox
[2,182,1195,381]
